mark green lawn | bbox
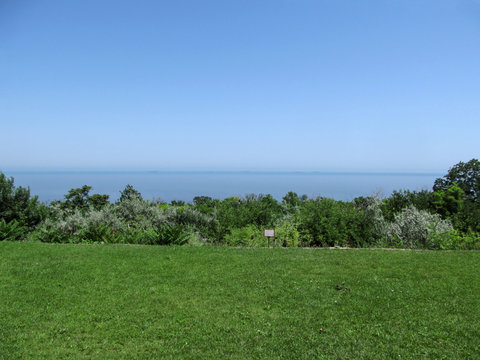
[1,242,479,359]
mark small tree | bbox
[434,159,480,202]
[59,185,110,212]
[0,172,46,227]
[119,184,142,202]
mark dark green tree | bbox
[119,184,142,202]
[432,182,465,218]
[87,194,110,210]
[61,185,110,211]
[193,196,215,215]
[282,191,301,207]
[193,196,213,206]
[64,185,92,209]
[0,172,46,227]
[381,189,433,221]
[433,159,480,232]
[434,159,480,202]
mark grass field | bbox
[1,242,479,359]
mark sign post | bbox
[264,229,275,247]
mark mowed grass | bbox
[1,243,479,359]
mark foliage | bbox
[33,196,205,246]
[192,196,216,216]
[193,196,213,206]
[114,197,162,225]
[275,218,300,247]
[0,219,28,241]
[216,194,283,232]
[431,182,464,218]
[0,172,46,227]
[354,196,386,246]
[120,224,191,246]
[297,197,365,247]
[4,159,480,249]
[282,191,307,208]
[118,184,142,202]
[380,189,433,222]
[33,220,72,243]
[434,158,480,201]
[77,223,117,244]
[224,225,266,247]
[384,205,453,249]
[54,185,110,212]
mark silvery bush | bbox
[385,205,453,248]
[360,196,388,236]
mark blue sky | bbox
[1,0,479,172]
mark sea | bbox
[3,171,443,204]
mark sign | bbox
[264,229,275,237]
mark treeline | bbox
[1,159,480,249]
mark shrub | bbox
[0,172,46,227]
[114,197,156,224]
[224,225,266,247]
[381,189,433,222]
[275,219,300,247]
[155,224,190,245]
[33,221,72,243]
[355,195,387,246]
[385,205,453,249]
[298,198,365,247]
[427,229,480,250]
[77,223,118,243]
[0,219,28,241]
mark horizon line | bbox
[2,169,444,176]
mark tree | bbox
[87,194,110,210]
[61,185,110,211]
[193,196,215,215]
[119,184,142,202]
[282,191,301,207]
[0,172,46,227]
[432,182,464,218]
[64,185,92,209]
[193,196,213,206]
[434,159,480,202]
[381,189,433,222]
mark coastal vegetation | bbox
[1,159,480,249]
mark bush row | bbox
[1,159,480,249]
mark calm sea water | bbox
[4,171,442,203]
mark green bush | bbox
[77,223,117,243]
[0,172,47,227]
[298,198,365,247]
[154,224,190,245]
[275,220,299,247]
[224,225,267,247]
[427,229,480,250]
[33,223,72,243]
[0,219,28,241]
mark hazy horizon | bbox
[2,170,442,203]
[3,168,445,176]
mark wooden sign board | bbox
[264,229,275,237]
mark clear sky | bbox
[1,0,479,172]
